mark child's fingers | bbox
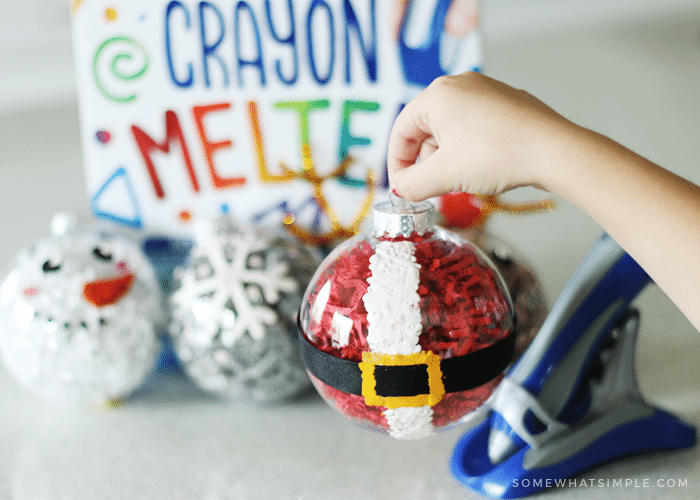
[418,141,438,162]
[387,106,432,179]
[390,149,451,202]
[386,133,424,179]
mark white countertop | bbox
[1,6,700,500]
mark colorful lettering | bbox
[165,1,193,88]
[131,110,200,199]
[199,1,229,88]
[235,1,266,87]
[274,99,330,150]
[192,102,246,189]
[306,0,335,85]
[248,100,294,182]
[264,0,298,85]
[337,99,380,186]
[344,0,376,83]
[162,0,377,89]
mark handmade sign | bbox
[70,0,481,245]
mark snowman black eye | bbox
[42,260,61,273]
[93,246,113,261]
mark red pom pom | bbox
[440,192,487,228]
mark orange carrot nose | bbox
[83,273,135,307]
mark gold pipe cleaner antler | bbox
[279,144,375,247]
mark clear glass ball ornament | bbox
[169,216,321,403]
[0,221,163,404]
[437,192,551,358]
[298,197,516,439]
[455,229,547,359]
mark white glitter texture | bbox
[383,406,436,440]
[362,240,435,439]
[170,227,318,403]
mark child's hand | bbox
[387,72,573,201]
[387,73,700,334]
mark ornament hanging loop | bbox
[389,189,413,209]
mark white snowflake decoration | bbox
[169,222,319,403]
[172,230,298,344]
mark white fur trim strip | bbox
[362,240,434,439]
[363,241,422,356]
[384,406,435,440]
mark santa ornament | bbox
[298,197,516,439]
[0,215,162,404]
[169,216,320,403]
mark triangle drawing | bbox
[91,166,143,228]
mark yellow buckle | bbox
[359,351,445,409]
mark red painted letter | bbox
[131,110,200,199]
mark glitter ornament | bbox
[298,197,516,439]
[0,218,162,404]
[169,216,320,403]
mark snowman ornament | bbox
[0,216,162,404]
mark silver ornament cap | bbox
[372,194,436,238]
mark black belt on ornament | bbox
[297,322,516,409]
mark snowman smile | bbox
[31,310,109,330]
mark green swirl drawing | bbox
[92,36,149,104]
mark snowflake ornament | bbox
[0,219,163,404]
[170,217,320,403]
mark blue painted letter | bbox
[165,1,194,87]
[264,0,298,85]
[344,0,376,83]
[235,1,266,88]
[306,0,335,85]
[199,1,229,88]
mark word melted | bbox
[130,98,382,199]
